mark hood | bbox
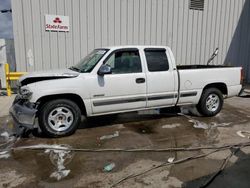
[19,69,80,86]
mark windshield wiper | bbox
[69,66,81,72]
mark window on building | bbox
[105,49,142,74]
[144,49,169,72]
[189,0,204,11]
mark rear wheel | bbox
[197,88,223,117]
[38,99,81,137]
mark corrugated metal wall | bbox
[12,0,250,82]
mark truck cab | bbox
[87,46,178,114]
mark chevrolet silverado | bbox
[10,46,243,137]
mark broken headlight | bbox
[19,86,33,99]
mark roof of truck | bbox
[100,45,170,50]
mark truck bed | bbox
[176,65,241,105]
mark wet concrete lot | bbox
[1,96,250,188]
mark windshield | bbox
[69,49,109,73]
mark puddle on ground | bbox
[127,124,156,134]
[135,126,155,134]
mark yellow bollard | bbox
[4,63,27,96]
[5,63,11,96]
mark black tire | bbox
[38,99,81,137]
[197,88,223,117]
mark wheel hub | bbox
[206,94,220,112]
[48,107,74,132]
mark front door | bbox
[90,49,147,114]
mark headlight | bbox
[19,86,33,99]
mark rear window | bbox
[144,49,169,72]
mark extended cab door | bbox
[90,48,147,114]
[143,48,177,108]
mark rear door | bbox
[144,48,177,107]
[90,48,147,114]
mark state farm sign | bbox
[45,15,69,32]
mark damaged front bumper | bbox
[9,98,37,131]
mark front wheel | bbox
[38,99,81,137]
[197,88,224,117]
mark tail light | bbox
[240,67,244,84]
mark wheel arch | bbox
[36,93,87,116]
[203,82,228,95]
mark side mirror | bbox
[98,64,112,76]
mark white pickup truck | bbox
[10,46,243,137]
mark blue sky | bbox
[0,0,13,39]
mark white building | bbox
[11,0,250,83]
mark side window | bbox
[105,50,142,74]
[144,49,169,72]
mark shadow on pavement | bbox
[183,149,250,188]
[80,111,178,129]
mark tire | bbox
[197,88,223,117]
[38,99,81,137]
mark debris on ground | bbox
[190,120,210,129]
[236,131,250,139]
[162,123,181,129]
[46,145,74,181]
[212,122,232,127]
[178,113,232,130]
[0,150,10,159]
[167,157,175,163]
[100,131,119,140]
[11,144,74,181]
[178,113,209,129]
[103,162,116,172]
[50,167,70,181]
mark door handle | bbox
[136,78,145,84]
